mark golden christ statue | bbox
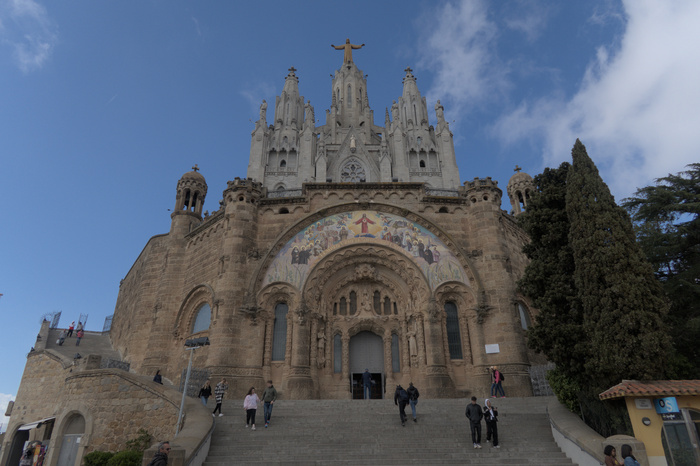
[331,39,365,64]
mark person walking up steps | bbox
[244,387,260,430]
[483,398,499,448]
[362,368,372,399]
[212,378,228,417]
[407,382,420,422]
[465,396,483,448]
[67,321,74,338]
[394,385,410,426]
[262,380,277,428]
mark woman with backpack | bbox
[493,366,506,398]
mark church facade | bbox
[108,49,538,400]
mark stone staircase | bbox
[203,397,576,465]
[45,328,121,361]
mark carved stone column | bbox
[423,298,455,397]
[287,300,314,399]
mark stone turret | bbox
[171,165,207,235]
[507,166,534,215]
[464,177,502,209]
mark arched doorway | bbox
[4,429,28,466]
[56,414,85,466]
[350,331,384,399]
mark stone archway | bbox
[55,414,85,466]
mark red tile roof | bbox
[599,380,700,400]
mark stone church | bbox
[108,45,537,400]
[1,44,542,466]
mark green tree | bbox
[519,140,673,436]
[519,163,585,376]
[622,163,700,377]
[518,162,588,415]
[567,139,671,390]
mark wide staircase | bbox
[204,396,576,465]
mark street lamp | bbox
[176,337,210,435]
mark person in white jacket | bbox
[244,387,261,430]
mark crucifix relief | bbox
[331,39,365,64]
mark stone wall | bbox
[1,350,192,466]
[107,182,536,400]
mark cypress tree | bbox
[519,163,585,376]
[566,139,671,394]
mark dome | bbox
[507,170,533,189]
[181,165,206,183]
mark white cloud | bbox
[494,0,700,198]
[0,0,57,73]
[0,392,14,433]
[503,2,551,43]
[418,0,508,119]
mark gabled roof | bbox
[599,380,700,400]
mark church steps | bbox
[201,397,575,465]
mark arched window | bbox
[192,303,211,333]
[271,303,288,361]
[373,291,381,313]
[339,297,347,315]
[383,297,391,316]
[444,302,463,359]
[349,291,357,315]
[391,333,400,372]
[280,160,286,168]
[347,84,352,108]
[333,334,342,373]
[518,303,532,330]
[419,160,426,168]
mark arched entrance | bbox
[350,331,384,399]
[56,414,85,466]
[4,429,28,466]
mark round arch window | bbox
[192,303,211,333]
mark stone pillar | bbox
[423,299,455,397]
[286,305,314,399]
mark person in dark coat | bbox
[362,369,372,399]
[198,380,212,405]
[394,385,410,426]
[483,398,499,447]
[465,396,483,448]
[148,441,170,466]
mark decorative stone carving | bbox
[239,292,261,325]
[317,331,326,368]
[354,263,376,281]
[427,297,440,323]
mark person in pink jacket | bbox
[243,387,260,430]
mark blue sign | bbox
[654,397,679,414]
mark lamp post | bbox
[176,337,210,435]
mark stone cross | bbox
[514,165,522,173]
[192,164,200,172]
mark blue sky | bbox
[2,0,699,430]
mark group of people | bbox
[465,396,500,449]
[198,378,277,431]
[57,321,84,346]
[604,444,641,466]
[393,382,420,426]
